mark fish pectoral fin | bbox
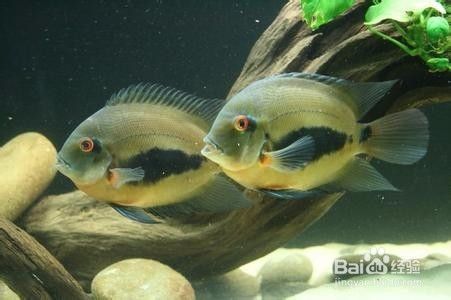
[326,156,399,192]
[109,167,145,189]
[259,188,328,200]
[110,204,160,224]
[263,136,315,171]
[146,175,252,219]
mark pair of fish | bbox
[57,73,429,223]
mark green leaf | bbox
[300,0,356,30]
[365,0,446,25]
[426,57,450,71]
[427,16,450,42]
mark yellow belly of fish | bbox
[223,143,359,191]
[76,164,218,208]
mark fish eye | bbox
[79,138,95,153]
[234,115,249,132]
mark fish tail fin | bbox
[362,108,429,165]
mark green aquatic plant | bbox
[299,0,450,72]
[427,16,450,42]
[299,0,356,30]
[365,0,450,72]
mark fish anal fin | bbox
[145,175,251,219]
[329,156,399,192]
[259,188,328,200]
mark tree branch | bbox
[0,218,87,299]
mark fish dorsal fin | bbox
[106,83,225,124]
[274,72,349,84]
[273,72,398,119]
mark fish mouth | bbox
[201,137,223,158]
[56,154,71,171]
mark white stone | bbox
[194,269,260,299]
[0,281,19,300]
[259,251,313,284]
[91,258,195,300]
[240,245,347,286]
[287,264,451,300]
[237,242,451,298]
[0,132,56,220]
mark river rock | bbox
[292,242,451,286]
[91,258,195,300]
[0,280,19,300]
[287,263,451,300]
[240,245,346,286]
[194,269,260,299]
[259,251,313,283]
[258,251,313,299]
[236,242,451,298]
[0,132,56,220]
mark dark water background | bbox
[1,1,450,246]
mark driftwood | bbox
[21,191,341,289]
[0,218,87,299]
[228,0,449,102]
[18,0,451,291]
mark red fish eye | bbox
[80,138,94,153]
[234,115,249,132]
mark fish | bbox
[201,73,429,199]
[56,83,251,223]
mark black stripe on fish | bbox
[92,138,103,154]
[120,148,205,184]
[359,125,372,143]
[273,127,348,161]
